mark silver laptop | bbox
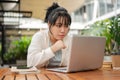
[47,35,106,73]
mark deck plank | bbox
[0,68,9,80]
[4,74,15,80]
[56,73,75,80]
[26,74,38,80]
[36,74,49,80]
[15,74,26,80]
[46,73,62,80]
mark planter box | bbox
[111,55,120,68]
[16,60,27,66]
[0,58,2,64]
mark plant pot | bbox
[111,55,120,69]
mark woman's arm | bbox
[27,32,55,68]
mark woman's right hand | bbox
[51,40,66,53]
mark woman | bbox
[27,2,72,68]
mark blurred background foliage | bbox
[4,36,31,63]
[81,16,120,55]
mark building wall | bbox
[20,0,85,20]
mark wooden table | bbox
[0,66,120,80]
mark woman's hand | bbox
[51,40,66,53]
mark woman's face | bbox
[49,17,70,40]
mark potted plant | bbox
[81,19,112,55]
[109,17,120,68]
[81,16,120,68]
[81,19,115,68]
[4,36,31,65]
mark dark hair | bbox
[44,2,60,22]
[44,2,71,26]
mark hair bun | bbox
[44,2,60,22]
[51,2,60,10]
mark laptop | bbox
[47,35,106,73]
